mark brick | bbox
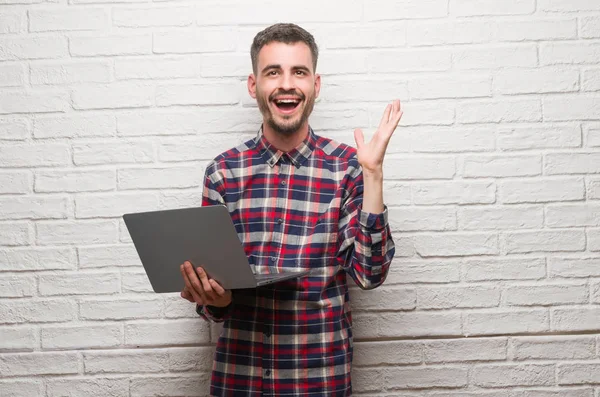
[0,171,30,194]
[0,64,25,87]
[351,287,416,311]
[113,6,194,27]
[115,56,199,80]
[472,364,554,387]
[386,261,460,284]
[418,286,501,309]
[0,118,29,140]
[73,140,154,165]
[121,271,153,293]
[423,338,507,363]
[315,51,369,75]
[463,258,546,281]
[130,375,210,397]
[0,10,25,34]
[412,181,495,205]
[581,16,600,38]
[0,143,69,167]
[153,30,237,54]
[458,205,544,230]
[388,207,456,232]
[465,309,549,335]
[323,78,408,102]
[29,8,108,32]
[0,37,67,60]
[589,178,600,199]
[592,282,600,303]
[543,96,600,121]
[538,0,600,12]
[125,320,210,346]
[30,60,111,85]
[0,299,76,324]
[33,114,115,138]
[375,100,456,127]
[549,257,600,278]
[541,42,600,65]
[158,134,252,162]
[368,49,451,73]
[84,350,168,373]
[316,23,407,49]
[39,272,120,296]
[499,124,581,150]
[496,18,577,41]
[499,178,584,204]
[0,380,42,397]
[505,230,585,253]
[452,0,534,15]
[0,223,29,246]
[583,69,600,92]
[115,108,259,136]
[72,83,154,110]
[310,104,371,131]
[365,0,447,20]
[410,125,496,153]
[552,308,600,332]
[163,296,198,319]
[351,368,386,393]
[386,366,468,389]
[547,204,600,227]
[587,124,600,147]
[36,221,117,245]
[35,169,115,193]
[0,352,78,376]
[463,155,542,177]
[457,99,542,123]
[414,232,499,257]
[384,156,455,179]
[495,68,579,94]
[409,73,491,100]
[0,196,67,220]
[156,82,240,107]
[0,275,34,297]
[0,247,75,271]
[0,326,36,351]
[70,34,152,57]
[80,297,163,320]
[42,324,121,349]
[354,312,462,338]
[454,45,537,69]
[168,347,214,372]
[0,90,69,114]
[589,229,600,251]
[545,153,600,174]
[198,53,249,77]
[46,378,129,397]
[512,336,595,360]
[353,341,421,367]
[75,192,159,219]
[78,244,140,269]
[505,283,588,306]
[517,390,593,397]
[558,363,600,385]
[407,20,494,46]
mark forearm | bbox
[361,168,384,214]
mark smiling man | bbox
[180,23,402,396]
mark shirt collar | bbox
[254,126,316,168]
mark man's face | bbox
[248,41,321,136]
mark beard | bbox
[256,89,316,137]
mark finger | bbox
[181,263,205,304]
[180,288,198,303]
[353,128,365,149]
[209,278,227,296]
[196,266,217,301]
[378,104,392,130]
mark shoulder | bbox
[205,136,257,177]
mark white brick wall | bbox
[1,0,600,395]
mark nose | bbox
[279,71,294,91]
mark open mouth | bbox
[272,98,301,114]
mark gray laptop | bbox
[123,205,310,292]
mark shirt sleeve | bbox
[196,162,233,323]
[337,162,395,290]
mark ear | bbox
[247,74,257,99]
[314,73,321,99]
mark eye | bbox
[295,70,305,76]
[267,70,278,76]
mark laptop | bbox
[122,205,310,292]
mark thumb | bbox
[354,128,365,149]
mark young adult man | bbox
[179,23,402,396]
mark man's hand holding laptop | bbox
[180,261,232,307]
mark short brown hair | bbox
[250,23,319,75]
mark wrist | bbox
[362,167,383,180]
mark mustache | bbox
[269,89,305,102]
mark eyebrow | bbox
[261,64,312,74]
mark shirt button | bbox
[270,257,276,262]
[264,330,271,337]
[277,218,283,224]
[265,369,272,377]
[280,180,286,186]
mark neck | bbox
[262,122,309,152]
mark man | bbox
[180,23,401,396]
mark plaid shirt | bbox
[197,127,395,397]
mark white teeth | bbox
[275,99,299,104]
